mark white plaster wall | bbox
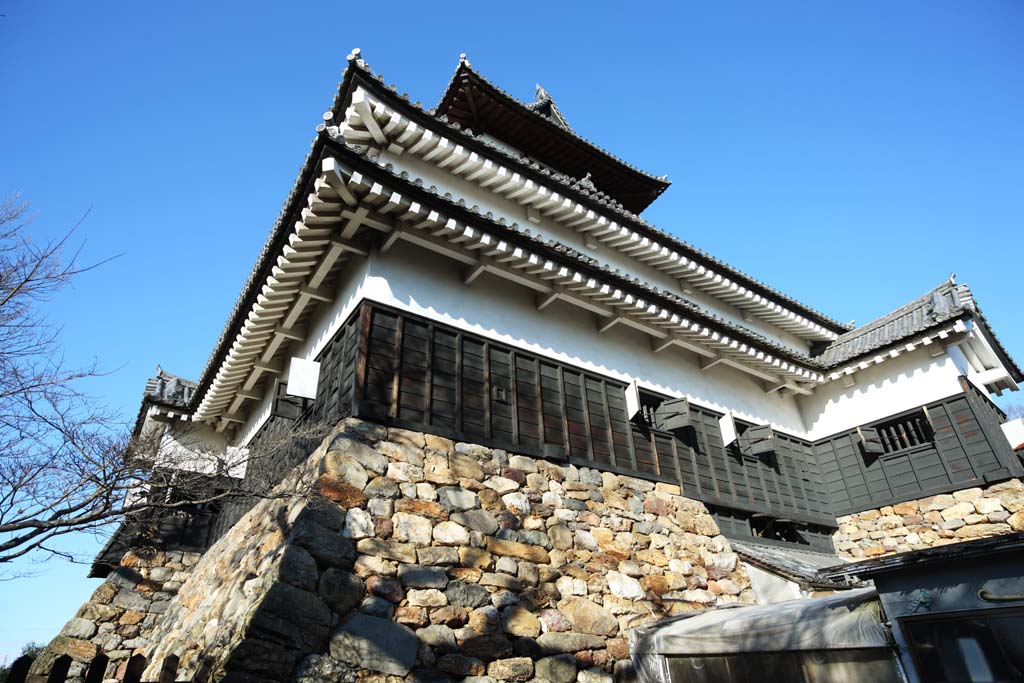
[236,257,373,447]
[798,347,966,440]
[363,241,811,436]
[379,149,814,354]
[157,421,242,477]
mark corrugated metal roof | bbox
[732,540,860,589]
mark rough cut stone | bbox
[278,545,319,591]
[450,452,485,480]
[417,624,457,651]
[388,462,425,483]
[367,575,406,603]
[433,521,470,546]
[437,486,479,511]
[60,618,97,640]
[407,589,448,607]
[365,476,401,499]
[418,546,460,566]
[343,508,374,540]
[354,554,398,577]
[399,564,449,589]
[501,605,541,637]
[318,568,365,616]
[536,654,578,683]
[330,438,388,474]
[508,455,538,473]
[502,492,531,516]
[329,613,419,676]
[537,632,607,653]
[558,597,618,636]
[462,633,514,659]
[487,657,534,682]
[481,572,523,591]
[453,509,500,535]
[606,571,646,600]
[445,580,491,608]
[486,538,550,564]
[485,477,521,494]
[324,452,370,490]
[393,512,434,545]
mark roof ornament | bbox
[346,48,362,62]
[579,172,597,192]
[460,53,471,67]
[949,272,957,285]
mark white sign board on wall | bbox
[287,357,320,399]
[625,381,641,419]
[719,412,737,446]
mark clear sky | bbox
[1,0,1022,662]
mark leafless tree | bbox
[0,194,330,572]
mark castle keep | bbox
[25,52,1024,683]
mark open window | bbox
[271,379,313,421]
[859,409,935,457]
[743,424,776,457]
[750,514,807,545]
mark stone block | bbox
[418,546,460,566]
[606,571,645,600]
[434,521,471,546]
[329,613,419,676]
[557,597,618,636]
[453,510,500,535]
[445,580,491,608]
[486,538,550,564]
[399,564,449,589]
[500,605,541,637]
[536,632,607,654]
[319,568,365,616]
[941,502,975,521]
[487,657,534,682]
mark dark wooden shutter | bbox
[745,424,776,456]
[271,381,309,420]
[857,426,885,455]
[654,397,691,432]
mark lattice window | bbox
[861,410,934,455]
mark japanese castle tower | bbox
[26,52,1024,683]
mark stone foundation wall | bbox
[115,418,753,682]
[27,548,200,682]
[833,479,1024,560]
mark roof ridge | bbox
[833,279,964,341]
[347,143,826,371]
[436,57,671,187]
[352,55,851,333]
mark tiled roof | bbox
[131,367,198,437]
[344,142,827,372]
[816,280,971,368]
[184,51,1019,415]
[144,367,197,409]
[731,540,861,589]
[813,279,1021,379]
[399,56,852,333]
[436,57,670,193]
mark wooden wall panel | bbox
[312,301,1022,545]
[822,391,1024,516]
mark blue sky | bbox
[1,0,1022,662]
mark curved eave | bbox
[436,61,669,214]
[192,145,828,427]
[339,84,840,344]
